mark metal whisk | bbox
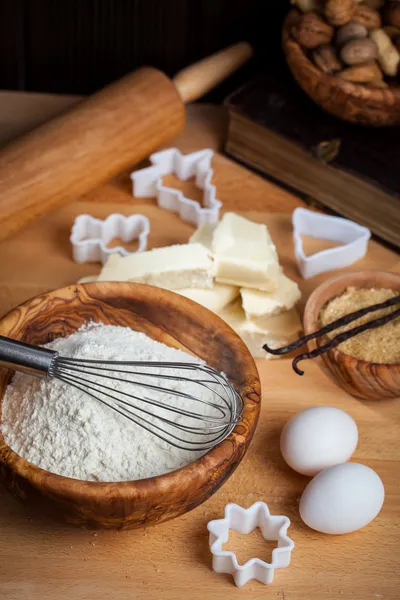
[0,335,243,451]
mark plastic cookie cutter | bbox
[293,207,371,279]
[207,502,294,587]
[70,213,150,265]
[130,148,221,227]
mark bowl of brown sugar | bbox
[304,271,400,401]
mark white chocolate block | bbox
[189,222,217,251]
[77,275,98,284]
[97,243,214,289]
[211,213,281,290]
[241,274,301,328]
[218,301,301,359]
[175,283,239,313]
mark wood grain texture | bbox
[0,282,260,529]
[304,271,400,400]
[0,100,399,599]
[282,10,400,126]
[0,67,184,243]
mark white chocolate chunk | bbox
[97,243,214,289]
[189,222,217,251]
[211,213,281,291]
[241,274,301,328]
[77,275,98,284]
[175,284,239,313]
[257,309,302,337]
[218,301,301,359]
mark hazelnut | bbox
[340,38,378,65]
[325,0,356,26]
[352,5,382,30]
[313,44,342,73]
[340,61,383,82]
[292,13,334,48]
[384,2,400,29]
[336,21,368,47]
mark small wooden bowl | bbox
[304,271,400,400]
[282,10,400,126]
[0,282,260,529]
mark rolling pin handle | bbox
[173,42,253,104]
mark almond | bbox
[366,79,389,88]
[313,44,342,73]
[340,62,383,82]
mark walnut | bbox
[336,21,368,47]
[292,13,334,48]
[313,44,342,73]
[325,0,356,26]
[340,38,378,65]
[352,5,382,30]
[339,62,383,82]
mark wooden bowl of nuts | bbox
[283,0,400,125]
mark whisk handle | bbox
[0,335,56,377]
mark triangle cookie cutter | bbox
[130,148,221,227]
[293,208,371,279]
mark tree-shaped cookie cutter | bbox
[208,502,294,587]
[131,148,221,226]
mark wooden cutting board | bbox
[0,101,399,600]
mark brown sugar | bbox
[320,287,400,364]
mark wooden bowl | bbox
[303,271,400,400]
[0,282,260,529]
[282,10,400,126]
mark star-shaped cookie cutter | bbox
[293,208,371,279]
[130,148,221,227]
[70,213,150,264]
[207,502,294,587]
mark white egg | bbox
[299,462,385,534]
[280,406,358,476]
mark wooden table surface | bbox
[0,94,399,600]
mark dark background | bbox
[0,0,288,98]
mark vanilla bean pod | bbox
[292,305,400,375]
[263,294,400,356]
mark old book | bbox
[225,71,400,247]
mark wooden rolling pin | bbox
[0,42,252,243]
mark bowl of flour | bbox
[0,282,260,529]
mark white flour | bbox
[1,323,215,482]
